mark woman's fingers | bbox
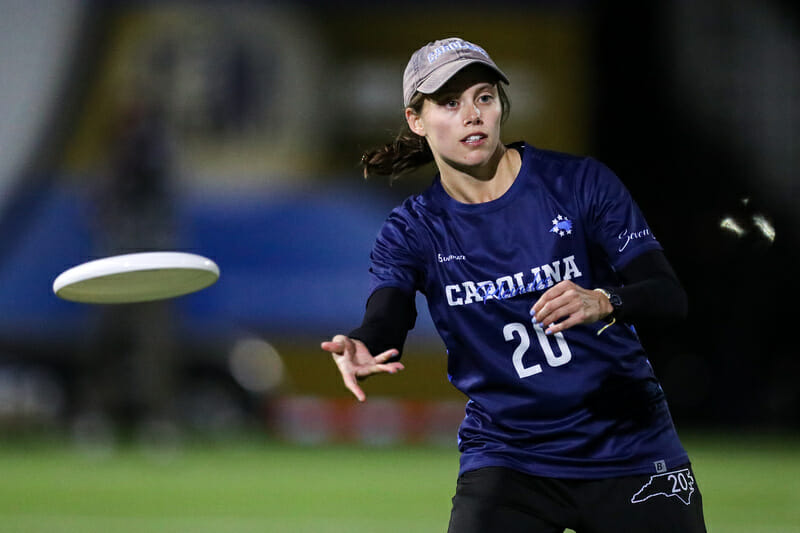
[322,339,404,402]
[530,280,605,334]
[373,348,399,363]
[342,372,367,402]
[540,297,582,328]
[321,335,354,356]
[531,290,575,327]
[544,314,583,335]
[368,362,405,376]
[356,349,404,378]
[320,340,342,354]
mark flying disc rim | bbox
[53,251,220,304]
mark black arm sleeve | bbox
[610,249,688,323]
[348,287,417,360]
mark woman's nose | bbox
[464,104,482,125]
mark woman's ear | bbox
[405,107,425,137]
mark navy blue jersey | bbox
[367,142,689,479]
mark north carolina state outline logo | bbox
[631,468,695,506]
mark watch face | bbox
[610,293,622,308]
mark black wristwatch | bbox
[595,288,623,320]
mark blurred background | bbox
[0,0,797,447]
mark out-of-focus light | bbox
[228,337,285,394]
[71,411,116,459]
[752,214,776,242]
[720,217,746,237]
[0,365,65,421]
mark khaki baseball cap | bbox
[402,37,509,107]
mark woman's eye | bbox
[478,94,493,103]
[445,100,459,108]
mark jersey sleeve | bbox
[367,207,425,295]
[581,158,662,269]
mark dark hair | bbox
[360,82,511,180]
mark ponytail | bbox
[360,127,433,180]
[360,93,433,180]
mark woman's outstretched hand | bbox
[321,334,405,402]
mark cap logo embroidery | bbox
[426,39,489,64]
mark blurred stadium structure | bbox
[0,1,797,442]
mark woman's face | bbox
[406,66,504,176]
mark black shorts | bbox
[447,464,707,533]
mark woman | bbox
[321,37,707,533]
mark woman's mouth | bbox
[462,134,487,145]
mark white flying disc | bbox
[53,251,220,304]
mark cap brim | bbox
[416,59,509,96]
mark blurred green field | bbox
[0,432,798,533]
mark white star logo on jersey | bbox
[549,214,573,237]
